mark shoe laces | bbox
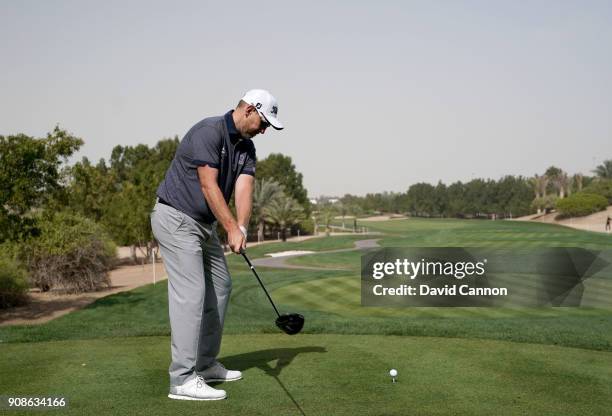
[195,375,206,388]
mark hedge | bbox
[555,193,608,218]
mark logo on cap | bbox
[271,106,278,115]
[255,103,262,109]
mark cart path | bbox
[251,238,380,270]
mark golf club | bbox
[239,249,305,335]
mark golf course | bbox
[1,218,611,415]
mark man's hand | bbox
[228,226,246,254]
[239,225,248,239]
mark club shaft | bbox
[241,251,281,317]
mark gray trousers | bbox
[150,201,232,387]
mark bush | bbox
[582,179,612,204]
[0,243,29,308]
[297,217,315,235]
[555,193,608,218]
[25,212,117,293]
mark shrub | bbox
[555,193,608,218]
[297,217,315,235]
[582,179,612,204]
[0,243,29,308]
[25,212,116,293]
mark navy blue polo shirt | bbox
[156,111,256,223]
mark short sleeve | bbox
[242,143,257,177]
[190,125,223,168]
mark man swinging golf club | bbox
[151,89,283,401]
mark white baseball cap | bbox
[241,89,284,130]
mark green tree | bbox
[251,178,284,242]
[65,157,117,222]
[406,183,436,217]
[582,179,612,204]
[101,138,179,256]
[0,126,82,241]
[257,153,309,209]
[433,181,448,217]
[530,174,549,214]
[593,159,612,179]
[315,201,336,236]
[494,176,532,218]
[571,173,584,194]
[543,166,569,198]
[339,194,365,217]
[102,182,153,256]
[544,166,564,197]
[264,194,305,241]
[463,179,489,217]
[446,181,466,217]
[59,138,179,259]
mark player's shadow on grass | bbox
[218,346,327,377]
[215,346,327,416]
[86,290,151,308]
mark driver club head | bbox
[275,313,305,335]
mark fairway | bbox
[1,218,612,414]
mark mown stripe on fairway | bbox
[273,275,612,318]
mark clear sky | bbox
[1,0,611,197]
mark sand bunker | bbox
[265,250,315,257]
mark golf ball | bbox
[389,369,398,377]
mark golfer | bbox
[151,89,283,400]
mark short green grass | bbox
[1,218,611,415]
[366,217,612,249]
[2,334,611,416]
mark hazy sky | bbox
[1,1,611,197]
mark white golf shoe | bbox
[200,361,243,382]
[168,375,226,401]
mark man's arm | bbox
[197,165,245,253]
[235,173,254,232]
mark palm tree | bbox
[535,174,549,198]
[264,194,304,242]
[593,160,612,179]
[544,166,569,198]
[322,205,334,236]
[572,173,583,193]
[531,174,549,214]
[554,172,570,199]
[337,201,346,229]
[252,178,283,242]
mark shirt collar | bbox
[224,110,242,144]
